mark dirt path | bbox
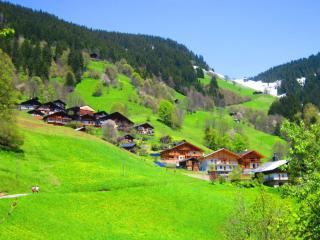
[0,194,29,199]
[184,173,210,181]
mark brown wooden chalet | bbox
[80,106,95,116]
[27,109,45,119]
[135,123,154,135]
[160,141,204,164]
[79,114,96,126]
[43,111,72,125]
[36,102,63,115]
[66,106,80,120]
[200,148,241,178]
[104,112,134,131]
[239,150,264,175]
[19,97,41,110]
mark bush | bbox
[151,143,161,151]
[92,82,103,97]
[88,70,101,79]
[218,175,226,184]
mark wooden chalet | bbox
[43,111,72,125]
[80,106,95,116]
[179,157,200,171]
[104,112,134,131]
[27,109,45,119]
[66,106,81,120]
[79,114,96,126]
[19,97,41,110]
[160,141,204,164]
[37,102,63,115]
[53,99,66,109]
[135,123,154,135]
[254,160,288,187]
[239,150,264,175]
[200,148,241,178]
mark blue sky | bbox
[5,0,320,77]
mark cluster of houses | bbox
[19,98,288,187]
[18,98,154,148]
[159,141,288,186]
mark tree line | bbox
[0,1,208,94]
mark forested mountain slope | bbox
[253,52,320,83]
[0,1,208,93]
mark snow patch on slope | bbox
[233,79,281,97]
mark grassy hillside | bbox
[0,113,288,239]
[76,61,283,158]
[200,75,275,112]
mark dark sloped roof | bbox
[20,97,41,106]
[27,109,45,116]
[106,112,134,124]
[38,102,64,110]
[43,111,71,120]
[135,122,154,129]
[53,99,66,106]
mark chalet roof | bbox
[53,99,66,106]
[106,112,134,125]
[20,97,41,106]
[202,148,241,160]
[43,111,71,120]
[254,160,288,173]
[123,134,135,139]
[38,102,63,110]
[240,150,265,159]
[94,111,108,120]
[160,141,204,154]
[27,109,45,116]
[80,106,95,112]
[66,106,80,111]
[135,122,154,129]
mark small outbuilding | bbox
[135,123,154,135]
[178,157,200,171]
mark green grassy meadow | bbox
[0,114,288,240]
[200,75,275,112]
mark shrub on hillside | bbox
[92,82,103,97]
[88,70,101,80]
